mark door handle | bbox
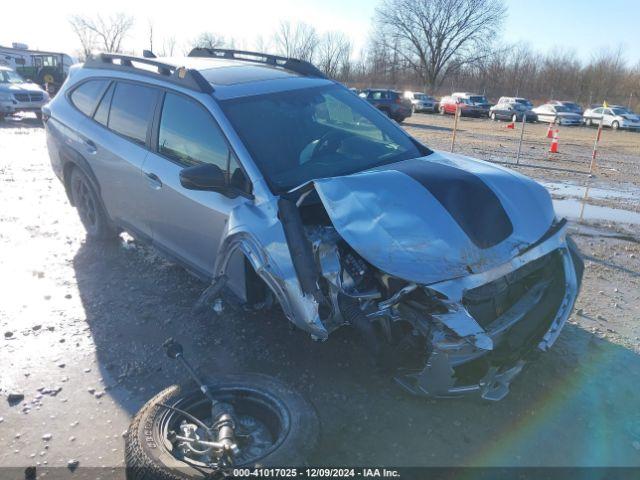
[144,171,162,189]
[84,139,97,154]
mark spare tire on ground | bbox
[124,373,319,480]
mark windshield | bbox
[414,93,429,100]
[515,99,532,107]
[469,96,487,103]
[0,69,26,84]
[611,108,629,115]
[554,106,569,113]
[221,84,429,192]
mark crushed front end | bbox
[392,224,583,400]
[307,216,583,401]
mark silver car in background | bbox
[403,91,438,113]
[532,103,583,125]
[0,66,49,121]
[44,50,583,402]
[583,105,640,130]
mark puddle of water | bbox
[543,181,640,203]
[553,198,640,225]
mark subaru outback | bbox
[44,49,583,401]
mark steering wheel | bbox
[310,130,352,160]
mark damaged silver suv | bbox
[44,49,583,401]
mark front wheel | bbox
[490,112,496,121]
[612,121,620,130]
[125,375,319,479]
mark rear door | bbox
[88,80,160,239]
[142,91,250,277]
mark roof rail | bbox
[84,53,214,94]
[188,48,326,79]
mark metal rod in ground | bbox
[589,111,604,174]
[450,105,460,153]
[578,184,591,223]
[516,113,526,164]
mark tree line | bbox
[68,0,640,110]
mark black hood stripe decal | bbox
[390,159,513,249]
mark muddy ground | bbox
[1,112,640,477]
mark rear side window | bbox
[93,82,114,126]
[108,82,158,145]
[158,92,229,170]
[70,80,108,116]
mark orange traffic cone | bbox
[549,129,559,154]
[506,121,515,129]
[546,123,554,138]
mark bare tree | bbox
[191,32,226,50]
[273,21,319,61]
[317,31,352,79]
[69,13,134,55]
[372,0,506,91]
[148,20,154,53]
[158,36,177,57]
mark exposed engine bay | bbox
[204,153,584,401]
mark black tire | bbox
[490,112,496,121]
[35,112,43,122]
[612,120,619,130]
[439,106,445,115]
[125,375,319,480]
[69,167,118,241]
[512,114,518,123]
[585,118,592,127]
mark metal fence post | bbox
[450,105,460,153]
[516,113,526,164]
[589,110,605,174]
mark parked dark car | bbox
[489,101,537,122]
[359,89,412,123]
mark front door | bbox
[142,92,249,277]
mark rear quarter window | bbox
[70,80,109,116]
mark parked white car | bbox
[582,106,640,130]
[0,66,49,121]
[532,104,582,126]
[403,91,438,113]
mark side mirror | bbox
[179,163,226,192]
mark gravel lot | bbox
[1,112,640,476]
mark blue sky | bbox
[1,0,639,64]
[503,0,640,63]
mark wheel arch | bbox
[59,145,114,226]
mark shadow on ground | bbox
[73,238,640,466]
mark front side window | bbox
[221,84,429,192]
[158,93,229,170]
[108,82,158,145]
[70,80,109,117]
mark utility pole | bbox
[629,93,633,111]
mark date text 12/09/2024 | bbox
[232,468,401,478]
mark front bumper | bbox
[0,99,46,115]
[395,222,583,401]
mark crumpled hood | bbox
[313,151,555,285]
